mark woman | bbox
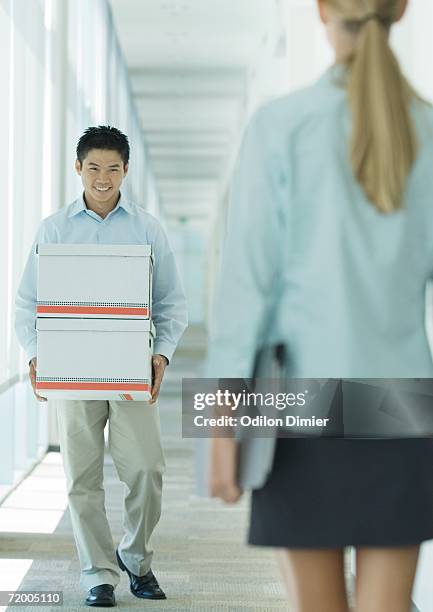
[207,1,433,611]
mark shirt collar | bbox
[317,63,348,90]
[68,192,135,218]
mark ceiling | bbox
[109,0,276,230]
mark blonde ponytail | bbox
[326,1,417,213]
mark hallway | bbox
[1,1,433,609]
[0,327,288,611]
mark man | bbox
[15,126,188,607]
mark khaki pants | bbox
[55,400,165,591]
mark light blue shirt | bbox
[207,66,433,379]
[15,194,188,362]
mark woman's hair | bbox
[325,0,417,213]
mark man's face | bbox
[75,148,128,206]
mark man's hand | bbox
[150,354,168,405]
[29,357,47,403]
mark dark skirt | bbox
[249,437,433,548]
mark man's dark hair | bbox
[76,125,130,167]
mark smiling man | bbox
[15,126,188,607]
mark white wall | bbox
[169,223,205,325]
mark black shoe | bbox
[85,584,116,607]
[116,549,166,600]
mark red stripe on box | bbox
[123,394,133,400]
[36,382,149,391]
[37,305,148,316]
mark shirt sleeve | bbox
[151,221,188,362]
[15,225,45,362]
[206,106,287,378]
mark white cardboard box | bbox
[36,318,155,401]
[37,244,152,319]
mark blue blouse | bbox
[207,65,433,379]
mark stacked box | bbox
[36,244,152,318]
[35,244,154,401]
